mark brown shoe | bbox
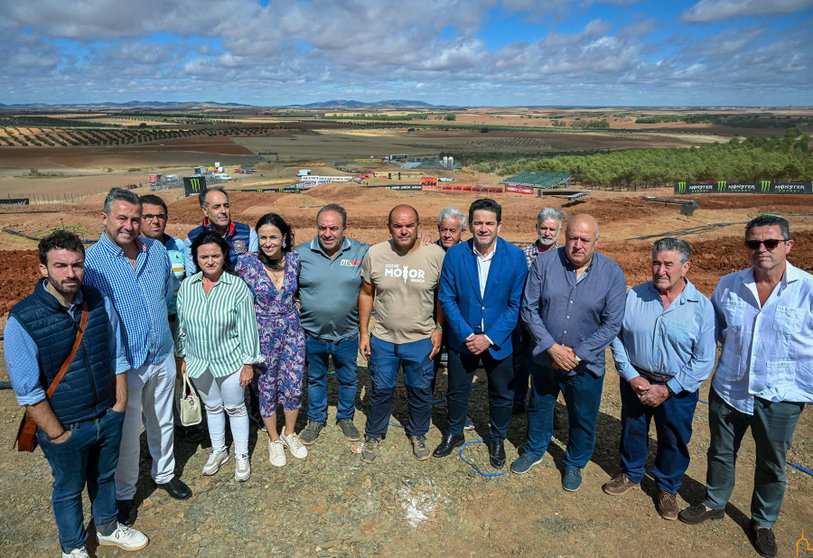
[602,473,638,496]
[657,492,679,520]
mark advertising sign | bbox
[505,184,534,195]
[420,176,438,191]
[674,181,812,194]
[183,176,207,197]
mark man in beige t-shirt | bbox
[358,204,445,464]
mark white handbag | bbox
[176,373,203,426]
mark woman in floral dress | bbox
[235,213,307,467]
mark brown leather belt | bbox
[633,365,671,383]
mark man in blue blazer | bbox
[434,199,528,468]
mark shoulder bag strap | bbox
[44,300,89,398]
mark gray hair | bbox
[438,206,467,228]
[199,187,229,209]
[317,203,347,228]
[537,207,564,225]
[652,237,692,264]
[745,215,790,240]
[103,187,141,215]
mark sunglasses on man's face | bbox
[744,239,785,250]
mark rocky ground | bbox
[0,356,810,558]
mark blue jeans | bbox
[36,408,125,553]
[306,333,359,424]
[364,336,434,439]
[446,348,514,440]
[524,362,604,468]
[619,378,699,493]
[703,388,804,527]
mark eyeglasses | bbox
[142,214,167,221]
[744,239,785,250]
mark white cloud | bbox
[681,0,813,23]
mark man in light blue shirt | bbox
[85,188,192,526]
[604,238,715,520]
[679,216,812,558]
[295,204,368,445]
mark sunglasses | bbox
[744,239,785,250]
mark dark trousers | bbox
[525,362,604,468]
[703,388,804,527]
[619,378,699,493]
[446,348,514,440]
[511,325,531,403]
[36,409,125,553]
[364,336,434,439]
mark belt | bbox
[633,365,671,383]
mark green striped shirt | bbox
[176,271,263,378]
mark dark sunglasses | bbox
[744,239,785,250]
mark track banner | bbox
[674,181,812,194]
[505,184,534,195]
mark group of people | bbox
[5,186,810,558]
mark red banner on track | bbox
[505,184,534,195]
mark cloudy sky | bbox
[2,0,812,107]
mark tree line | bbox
[477,131,811,187]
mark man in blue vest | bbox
[183,187,258,276]
[5,230,149,557]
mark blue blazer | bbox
[439,238,528,360]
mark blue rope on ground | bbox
[458,439,506,478]
[697,396,811,477]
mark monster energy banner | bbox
[183,176,207,197]
[675,181,812,194]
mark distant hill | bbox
[294,99,439,109]
[0,101,252,109]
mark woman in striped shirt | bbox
[176,230,262,481]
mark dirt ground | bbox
[0,141,811,557]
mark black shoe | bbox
[678,504,725,525]
[749,520,777,558]
[487,439,506,469]
[156,477,192,500]
[116,499,135,526]
[432,433,465,458]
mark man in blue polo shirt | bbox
[296,204,369,445]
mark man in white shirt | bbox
[679,215,812,558]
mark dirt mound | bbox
[0,250,40,315]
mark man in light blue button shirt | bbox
[85,188,192,525]
[605,238,715,520]
[679,216,812,558]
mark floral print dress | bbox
[235,251,305,415]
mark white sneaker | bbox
[234,453,251,481]
[280,430,308,459]
[62,548,90,558]
[97,522,149,551]
[202,448,229,476]
[269,439,287,467]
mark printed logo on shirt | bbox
[340,258,362,267]
[233,239,247,254]
[384,263,426,283]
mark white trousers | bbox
[192,369,249,456]
[115,352,176,500]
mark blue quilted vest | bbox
[187,220,252,265]
[9,282,115,424]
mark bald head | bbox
[388,204,419,225]
[564,213,599,270]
